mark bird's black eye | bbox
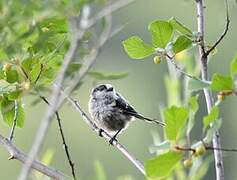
[96,85,106,91]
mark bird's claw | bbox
[109,136,117,146]
[98,129,104,137]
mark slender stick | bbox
[9,100,18,142]
[195,0,224,179]
[175,145,237,153]
[167,56,203,82]
[39,95,77,180]
[0,134,64,179]
[205,0,230,56]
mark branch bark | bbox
[0,134,64,179]
[195,0,224,180]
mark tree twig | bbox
[166,55,204,82]
[206,146,237,153]
[175,145,237,153]
[39,95,77,180]
[205,0,230,57]
[9,100,18,142]
[59,89,146,175]
[34,64,44,84]
[0,134,64,179]
[195,0,224,179]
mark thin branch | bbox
[195,0,224,180]
[34,64,44,84]
[59,89,146,175]
[205,0,230,57]
[9,100,18,142]
[175,146,196,153]
[175,145,237,153]
[0,134,64,179]
[166,55,203,82]
[206,146,237,153]
[39,95,77,180]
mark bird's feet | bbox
[109,136,117,146]
[98,129,104,137]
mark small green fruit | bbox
[183,158,193,168]
[195,144,206,156]
[3,63,12,72]
[23,81,31,90]
[153,56,161,64]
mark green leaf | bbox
[94,160,107,180]
[188,79,210,91]
[203,106,219,130]
[7,91,22,100]
[164,106,189,141]
[230,54,237,77]
[169,17,193,37]
[173,35,192,54]
[1,99,25,128]
[210,74,234,91]
[29,63,43,83]
[187,95,199,134]
[0,70,5,79]
[40,18,68,33]
[148,20,173,48]
[122,36,155,59]
[88,72,128,80]
[145,151,183,179]
[0,80,18,94]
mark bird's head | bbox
[91,84,115,99]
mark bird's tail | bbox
[134,114,166,126]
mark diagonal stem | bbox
[39,95,77,180]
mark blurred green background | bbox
[0,0,237,179]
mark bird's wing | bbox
[114,93,165,126]
[114,93,138,115]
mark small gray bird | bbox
[88,84,165,144]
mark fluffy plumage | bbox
[88,84,165,142]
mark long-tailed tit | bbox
[88,84,165,144]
